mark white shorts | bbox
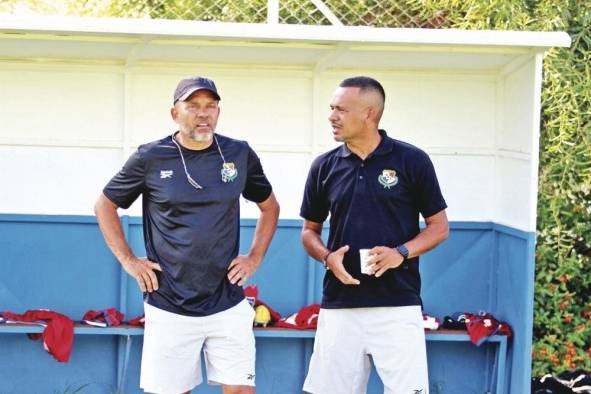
[303,305,429,394]
[140,299,256,394]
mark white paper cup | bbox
[359,249,372,275]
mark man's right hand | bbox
[325,245,360,285]
[122,256,162,293]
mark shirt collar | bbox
[336,143,352,158]
[337,129,394,158]
[373,129,395,156]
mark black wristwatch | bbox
[396,244,409,260]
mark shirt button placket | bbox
[359,161,365,180]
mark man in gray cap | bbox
[94,76,279,394]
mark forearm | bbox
[94,194,135,266]
[247,196,280,265]
[301,228,330,262]
[405,216,449,259]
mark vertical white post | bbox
[122,69,132,161]
[528,52,544,232]
[311,72,321,158]
[267,0,279,24]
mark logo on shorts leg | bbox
[413,390,424,394]
[160,170,173,179]
[246,373,255,380]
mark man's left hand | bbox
[227,255,260,286]
[367,246,405,277]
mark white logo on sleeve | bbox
[160,170,173,179]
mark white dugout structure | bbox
[0,15,570,394]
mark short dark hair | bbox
[339,76,385,104]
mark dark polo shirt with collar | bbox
[103,133,272,316]
[300,129,447,309]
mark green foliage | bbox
[73,0,268,22]
[532,1,591,375]
[1,0,590,378]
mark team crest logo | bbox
[221,162,238,183]
[378,169,398,189]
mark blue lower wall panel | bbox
[426,341,494,394]
[0,215,535,393]
[0,335,119,394]
[0,219,120,315]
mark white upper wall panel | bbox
[128,68,313,148]
[241,152,311,219]
[499,57,537,154]
[496,157,532,230]
[0,65,123,144]
[204,71,313,147]
[127,72,178,144]
[432,155,495,222]
[316,73,496,151]
[0,16,569,228]
[496,54,544,231]
[0,146,123,215]
[384,77,496,150]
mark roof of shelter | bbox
[0,15,571,70]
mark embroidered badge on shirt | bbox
[221,162,238,183]
[160,170,173,179]
[378,169,398,189]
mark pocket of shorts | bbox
[241,299,256,320]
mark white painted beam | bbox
[0,15,571,49]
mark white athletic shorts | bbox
[140,299,256,394]
[303,305,429,394]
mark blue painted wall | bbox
[0,215,534,393]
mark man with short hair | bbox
[95,76,279,394]
[301,76,448,394]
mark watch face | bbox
[397,245,409,258]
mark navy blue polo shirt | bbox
[300,129,447,309]
[103,133,272,316]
